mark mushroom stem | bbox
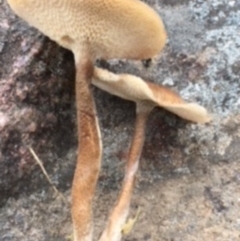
[71,57,102,241]
[99,102,153,241]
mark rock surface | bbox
[1,0,240,240]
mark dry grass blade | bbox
[122,207,141,235]
[28,146,67,204]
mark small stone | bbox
[0,112,9,131]
[162,77,174,86]
[229,1,235,7]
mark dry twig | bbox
[28,146,67,204]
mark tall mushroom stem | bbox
[72,57,102,241]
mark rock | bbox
[1,0,240,240]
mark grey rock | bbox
[1,0,240,240]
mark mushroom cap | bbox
[7,0,167,60]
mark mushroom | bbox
[6,0,211,240]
